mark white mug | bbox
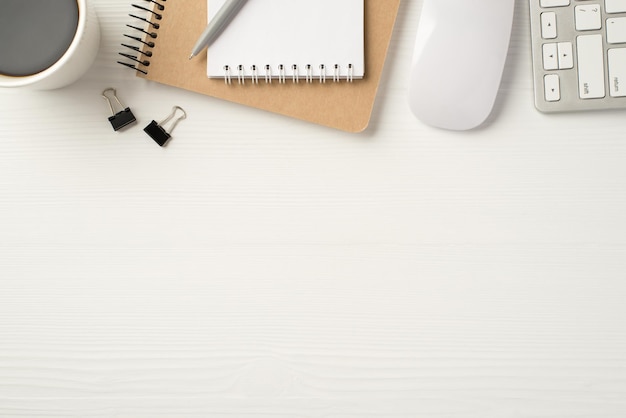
[0,0,100,90]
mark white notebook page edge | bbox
[206,0,364,79]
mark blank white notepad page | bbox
[206,0,364,80]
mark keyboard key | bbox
[541,12,558,38]
[575,4,602,31]
[544,74,561,101]
[558,42,574,68]
[577,34,606,98]
[530,0,626,111]
[608,48,626,96]
[606,0,626,13]
[607,17,626,43]
[543,43,559,70]
[541,0,570,7]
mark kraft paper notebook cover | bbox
[122,0,401,132]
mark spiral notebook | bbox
[207,0,364,82]
[119,0,401,132]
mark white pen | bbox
[189,0,248,60]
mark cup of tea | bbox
[0,0,100,90]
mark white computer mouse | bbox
[408,0,515,130]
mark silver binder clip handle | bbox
[102,88,125,116]
[348,64,354,83]
[333,64,340,83]
[158,106,187,135]
[306,64,313,84]
[319,64,326,83]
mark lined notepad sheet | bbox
[206,0,364,80]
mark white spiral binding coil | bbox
[221,63,356,85]
[264,65,272,84]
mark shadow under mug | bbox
[0,0,101,90]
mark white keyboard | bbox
[530,0,626,112]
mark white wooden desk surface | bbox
[1,0,626,416]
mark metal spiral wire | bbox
[117,0,166,75]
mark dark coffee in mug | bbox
[0,0,80,76]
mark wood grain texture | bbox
[1,0,626,417]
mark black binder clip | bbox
[144,106,187,147]
[102,88,137,131]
